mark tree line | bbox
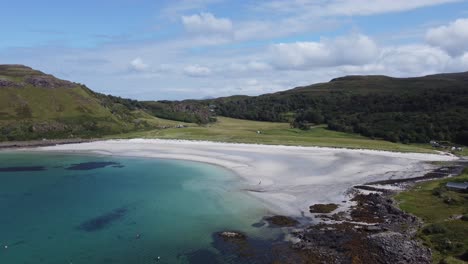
[207,75,468,145]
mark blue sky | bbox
[1,0,468,100]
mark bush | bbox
[434,239,464,254]
[461,214,468,222]
[432,187,446,197]
[423,223,448,235]
[442,194,462,205]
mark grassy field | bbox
[395,170,468,263]
[107,116,438,153]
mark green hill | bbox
[205,73,468,145]
[0,65,190,141]
[1,64,467,147]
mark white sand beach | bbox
[31,139,458,217]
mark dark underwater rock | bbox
[65,161,120,170]
[77,207,128,232]
[218,231,247,241]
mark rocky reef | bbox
[293,192,431,264]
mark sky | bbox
[1,0,468,100]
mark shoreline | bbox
[0,138,96,149]
[14,138,458,217]
[0,136,449,155]
[287,162,467,263]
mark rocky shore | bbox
[290,163,465,264]
[292,192,431,264]
[214,191,431,264]
[215,163,466,264]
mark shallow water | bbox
[0,152,275,263]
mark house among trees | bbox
[446,182,468,192]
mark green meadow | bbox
[396,170,468,263]
[108,116,436,153]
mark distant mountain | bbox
[204,72,468,145]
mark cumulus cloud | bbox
[161,0,223,18]
[183,64,212,77]
[129,57,149,72]
[228,61,272,72]
[376,44,452,75]
[324,0,462,16]
[181,12,232,34]
[8,1,468,100]
[260,0,462,16]
[426,18,468,56]
[461,53,468,66]
[270,34,379,70]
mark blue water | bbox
[0,152,274,263]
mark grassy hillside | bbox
[108,116,435,153]
[205,73,468,146]
[396,169,468,263]
[1,64,466,152]
[0,65,179,141]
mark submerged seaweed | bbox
[65,162,121,171]
[77,207,128,232]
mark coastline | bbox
[16,138,458,217]
[0,138,95,149]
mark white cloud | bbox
[5,1,468,100]
[181,12,232,34]
[376,44,452,75]
[324,0,462,16]
[161,0,223,18]
[228,61,272,72]
[270,34,379,70]
[461,52,468,66]
[183,64,212,77]
[260,0,462,16]
[129,57,149,72]
[426,18,468,56]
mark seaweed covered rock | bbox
[218,231,246,241]
[265,215,299,227]
[309,203,338,214]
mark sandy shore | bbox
[25,139,458,217]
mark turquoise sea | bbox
[0,152,278,264]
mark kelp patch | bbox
[77,207,128,232]
[65,162,122,170]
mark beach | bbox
[28,139,458,217]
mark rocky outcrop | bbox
[292,193,431,264]
[0,78,21,88]
[369,232,431,264]
[24,75,76,89]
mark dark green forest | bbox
[205,74,468,145]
